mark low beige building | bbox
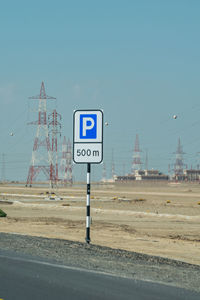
[116,170,169,182]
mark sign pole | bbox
[86,163,91,244]
[73,109,103,244]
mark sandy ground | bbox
[0,182,200,265]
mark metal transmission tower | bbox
[48,109,62,186]
[60,137,73,184]
[132,134,142,173]
[145,149,148,170]
[111,149,116,179]
[26,82,56,187]
[174,137,185,177]
[102,162,107,182]
[195,152,200,170]
[66,138,73,184]
[60,136,67,182]
[1,153,6,182]
[122,163,126,176]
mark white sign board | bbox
[73,110,103,164]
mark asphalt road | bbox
[0,251,199,300]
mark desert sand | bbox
[0,181,199,265]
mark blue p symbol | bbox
[80,114,97,139]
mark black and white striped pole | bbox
[86,163,91,243]
[73,110,103,244]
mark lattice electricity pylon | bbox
[1,153,6,182]
[59,137,73,185]
[144,149,148,170]
[66,138,73,184]
[195,152,200,170]
[173,137,186,176]
[48,109,61,187]
[60,136,67,182]
[101,162,107,182]
[26,82,56,187]
[132,134,142,173]
[111,148,116,179]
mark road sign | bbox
[73,109,103,244]
[73,109,103,164]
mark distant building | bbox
[171,169,200,181]
[116,169,169,182]
[184,169,200,181]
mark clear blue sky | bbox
[1,0,200,181]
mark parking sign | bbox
[80,114,97,139]
[73,110,103,163]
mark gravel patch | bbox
[0,232,199,293]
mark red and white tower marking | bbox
[26,82,56,187]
